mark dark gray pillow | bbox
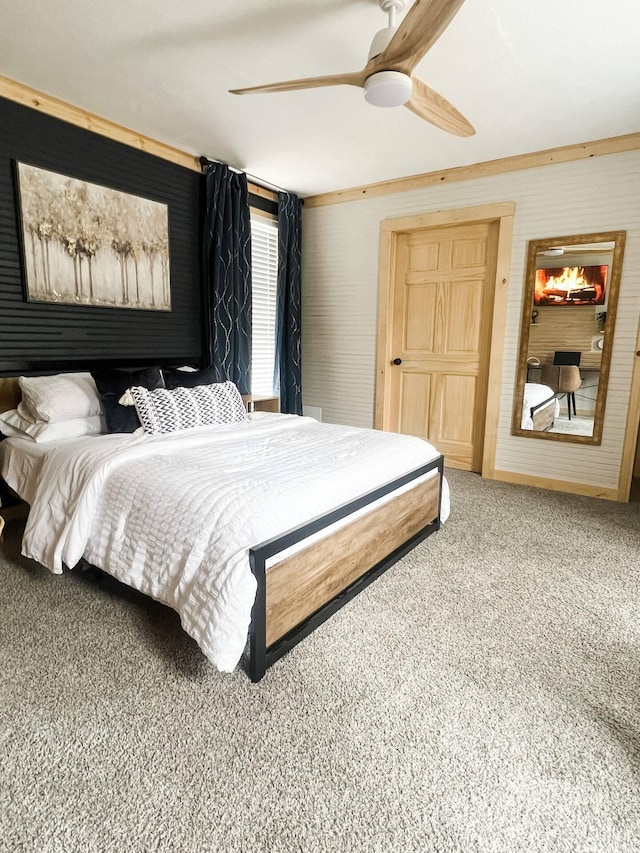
[163,366,218,390]
[91,366,165,433]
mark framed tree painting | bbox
[14,161,171,311]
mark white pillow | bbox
[129,381,248,435]
[0,408,105,443]
[19,372,102,423]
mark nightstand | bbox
[242,395,280,413]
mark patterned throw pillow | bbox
[129,381,248,435]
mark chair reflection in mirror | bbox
[540,351,582,420]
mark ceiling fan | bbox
[229,0,475,137]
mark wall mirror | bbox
[512,230,626,445]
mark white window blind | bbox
[251,214,278,396]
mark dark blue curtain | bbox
[202,163,252,395]
[275,191,302,415]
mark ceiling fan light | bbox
[364,71,412,108]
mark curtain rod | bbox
[198,156,293,197]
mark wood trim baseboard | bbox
[305,133,640,208]
[490,468,618,501]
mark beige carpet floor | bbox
[1,469,639,852]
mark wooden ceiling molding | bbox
[1,73,638,209]
[0,74,277,203]
[304,132,640,207]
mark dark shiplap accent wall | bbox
[0,96,203,374]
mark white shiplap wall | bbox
[301,150,640,491]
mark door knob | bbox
[392,357,402,365]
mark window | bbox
[250,213,278,396]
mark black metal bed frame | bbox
[246,455,444,682]
[1,367,445,682]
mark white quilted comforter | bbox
[22,413,447,672]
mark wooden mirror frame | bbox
[512,230,626,445]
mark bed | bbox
[0,372,447,681]
[521,382,560,432]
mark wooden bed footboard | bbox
[530,394,557,431]
[247,455,444,682]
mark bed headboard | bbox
[0,378,20,414]
[0,360,199,417]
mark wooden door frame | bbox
[618,317,640,500]
[375,202,515,478]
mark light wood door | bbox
[385,221,499,471]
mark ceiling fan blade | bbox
[372,0,467,75]
[404,76,475,136]
[230,71,365,96]
[550,246,611,253]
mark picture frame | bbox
[14,161,171,311]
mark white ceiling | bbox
[1,0,639,197]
